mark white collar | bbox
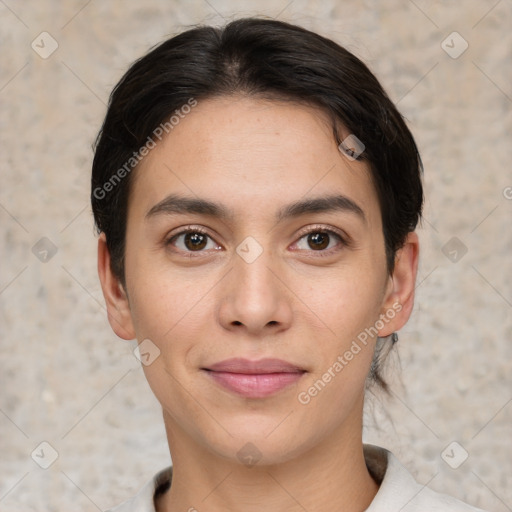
[107,444,486,512]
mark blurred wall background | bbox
[1,1,511,510]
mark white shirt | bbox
[106,445,487,512]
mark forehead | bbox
[128,96,381,229]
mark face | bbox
[99,96,418,466]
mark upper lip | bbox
[203,358,306,374]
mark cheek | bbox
[291,262,386,399]
[127,280,169,339]
[293,270,383,422]
[124,233,188,337]
[297,264,385,338]
[128,273,204,344]
[126,258,216,386]
[127,276,205,414]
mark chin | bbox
[201,418,315,468]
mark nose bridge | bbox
[232,236,277,301]
[218,235,292,333]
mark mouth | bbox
[201,358,307,399]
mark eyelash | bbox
[164,224,348,258]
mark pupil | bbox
[308,232,329,250]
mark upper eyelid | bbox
[294,224,347,241]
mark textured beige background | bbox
[1,1,511,510]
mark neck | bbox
[157,402,379,512]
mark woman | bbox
[92,17,487,512]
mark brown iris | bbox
[185,232,208,251]
[307,232,329,250]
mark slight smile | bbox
[202,358,307,399]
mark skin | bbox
[98,95,419,512]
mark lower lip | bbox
[204,370,305,398]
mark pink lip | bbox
[203,358,306,398]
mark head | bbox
[93,18,422,466]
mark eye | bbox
[165,225,347,256]
[293,227,346,254]
[166,227,221,254]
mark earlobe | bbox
[97,233,136,340]
[378,231,420,337]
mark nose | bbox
[217,245,293,337]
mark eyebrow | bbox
[145,193,366,223]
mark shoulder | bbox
[364,444,488,512]
[105,466,172,512]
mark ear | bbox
[378,231,420,337]
[97,232,136,340]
